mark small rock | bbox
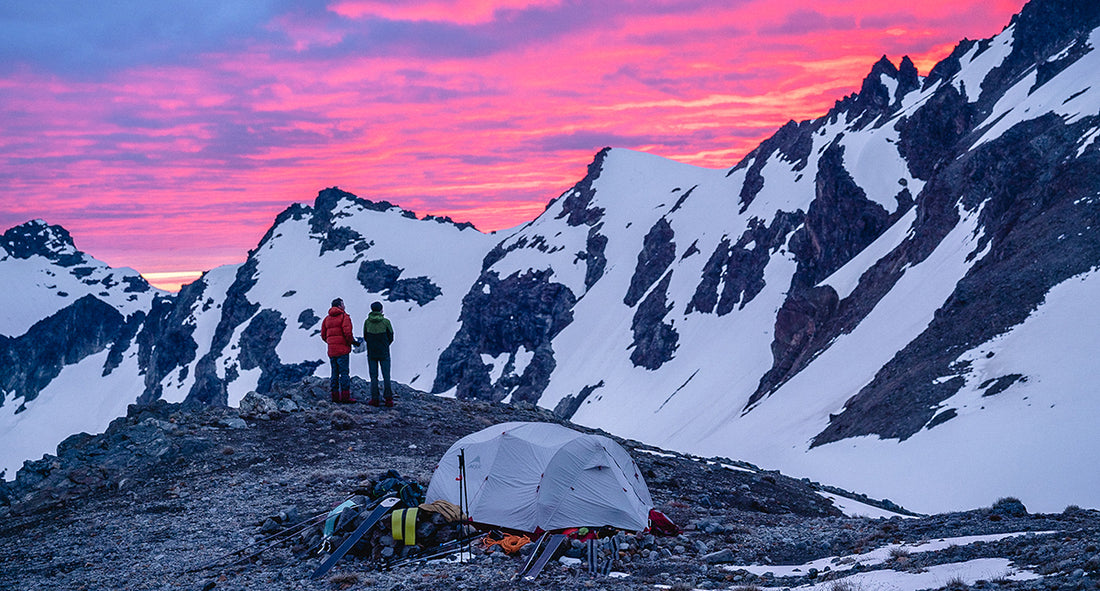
[239,392,280,419]
[703,548,734,564]
[282,506,300,524]
[259,518,280,534]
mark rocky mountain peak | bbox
[840,55,921,126]
[312,186,408,217]
[311,186,476,233]
[554,147,611,227]
[0,219,85,266]
[1010,0,1100,55]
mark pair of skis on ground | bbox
[514,532,619,580]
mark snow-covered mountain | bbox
[3,0,1098,514]
[434,0,1100,513]
[0,196,495,480]
[138,189,496,409]
[0,220,164,476]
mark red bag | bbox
[648,509,681,536]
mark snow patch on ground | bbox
[817,492,916,519]
[726,531,1052,577]
[788,558,1037,591]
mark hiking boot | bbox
[384,398,394,407]
[367,399,380,407]
[341,390,357,403]
[330,392,340,403]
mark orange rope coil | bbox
[482,534,531,554]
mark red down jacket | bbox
[320,306,355,357]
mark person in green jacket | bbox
[362,301,395,406]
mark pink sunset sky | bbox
[1,0,1023,291]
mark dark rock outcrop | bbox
[629,272,679,370]
[357,259,403,293]
[686,212,802,316]
[555,148,609,227]
[239,309,323,394]
[0,220,86,268]
[748,286,839,408]
[731,119,816,212]
[897,84,976,180]
[581,224,608,291]
[357,260,441,305]
[624,218,676,307]
[187,259,261,406]
[553,380,604,420]
[297,309,320,330]
[433,270,575,402]
[0,296,129,408]
[134,288,202,405]
[749,138,910,405]
[387,276,442,306]
[978,0,1100,114]
[789,142,894,289]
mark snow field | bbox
[0,352,146,478]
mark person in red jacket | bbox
[320,298,359,403]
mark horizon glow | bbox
[0,0,1023,291]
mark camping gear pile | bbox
[287,471,472,566]
[268,422,669,579]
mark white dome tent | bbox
[425,422,653,533]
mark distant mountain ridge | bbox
[2,0,1098,514]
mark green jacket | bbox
[362,311,394,359]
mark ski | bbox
[602,536,619,575]
[382,532,489,570]
[518,533,567,581]
[514,532,549,580]
[311,496,401,579]
[186,511,329,574]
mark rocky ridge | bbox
[2,378,1097,591]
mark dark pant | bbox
[330,354,350,397]
[368,356,392,402]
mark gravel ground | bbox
[1,377,1098,591]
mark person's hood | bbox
[329,306,346,317]
[367,311,386,322]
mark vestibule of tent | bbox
[425,422,653,533]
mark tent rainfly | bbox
[424,422,653,533]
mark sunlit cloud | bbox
[0,0,1024,290]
